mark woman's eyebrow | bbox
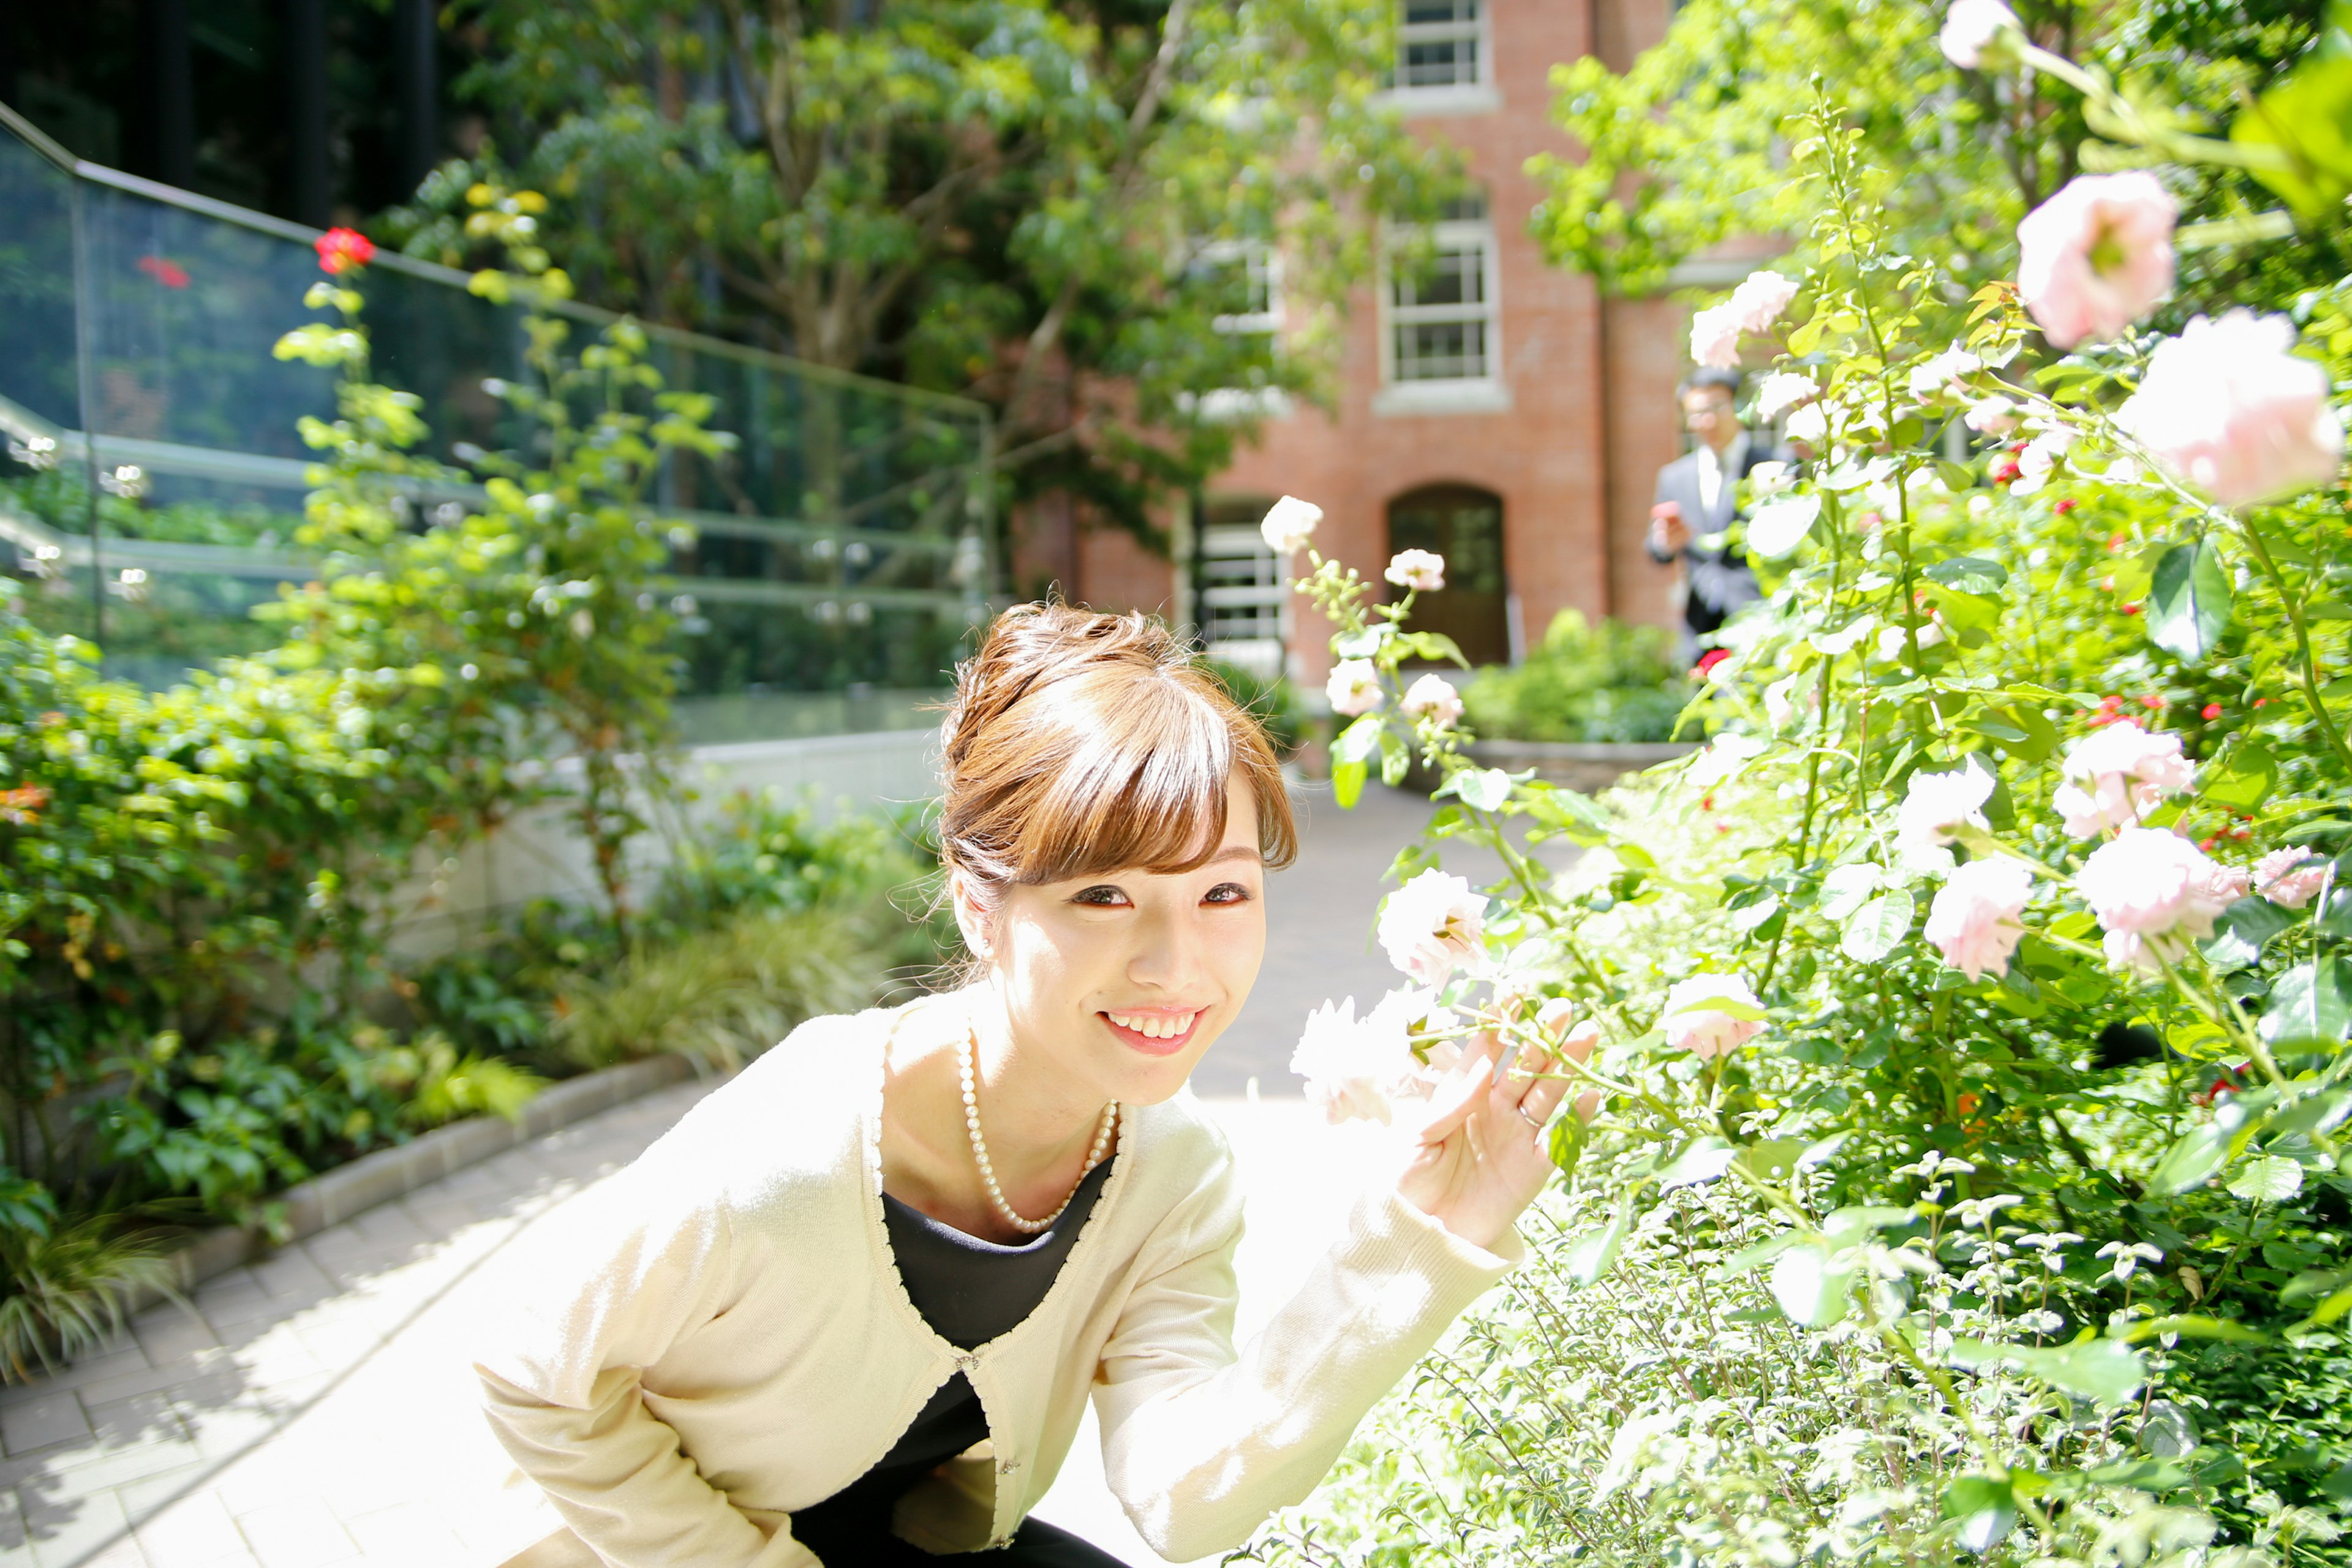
[1205,845,1262,865]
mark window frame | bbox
[1381,0,1500,116]
[1376,203,1504,398]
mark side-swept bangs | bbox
[939,606,1297,892]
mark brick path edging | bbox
[129,1055,699,1317]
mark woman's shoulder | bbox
[624,1000,909,1200]
[1111,1088,1243,1245]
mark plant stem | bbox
[2238,519,2352,780]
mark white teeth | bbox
[1110,1011,1197,1039]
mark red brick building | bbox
[1023,0,1746,687]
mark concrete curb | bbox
[133,1054,699,1314]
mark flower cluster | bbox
[1690,271,1800,369]
[314,227,377,276]
[2052,720,2193,837]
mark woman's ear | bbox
[949,870,995,961]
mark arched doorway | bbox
[1385,483,1508,666]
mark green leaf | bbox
[1734,1138,1809,1185]
[2203,895,2296,972]
[1923,556,2010,594]
[1330,714,1385,766]
[1400,630,1471,668]
[2010,1338,2146,1406]
[2148,1121,2232,1196]
[1840,889,1915,962]
[1378,728,1410,787]
[1656,1137,1736,1190]
[1768,1242,1854,1327]
[1747,494,1822,560]
[1437,767,1514,812]
[1818,862,1883,921]
[1822,1205,1914,1245]
[2261,959,2352,1050]
[2119,1314,2269,1346]
[2084,1458,2192,1493]
[1717,1229,1803,1278]
[1941,1474,2018,1553]
[1562,1199,1635,1285]
[2227,1153,2305,1203]
[2234,56,2352,218]
[2147,538,2232,660]
[1332,758,1367,810]
[2202,743,2277,812]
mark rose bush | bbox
[1250,34,2352,1562]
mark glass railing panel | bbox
[0,128,81,432]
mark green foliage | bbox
[1268,70,2352,1563]
[390,0,1469,546]
[551,907,889,1074]
[1462,611,1693,744]
[0,1215,176,1385]
[1533,0,2346,308]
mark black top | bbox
[788,1156,1115,1547]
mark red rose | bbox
[314,227,377,276]
[2201,703,2222,720]
[1693,648,1731,678]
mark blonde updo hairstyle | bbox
[938,605,1298,952]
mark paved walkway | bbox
[0,783,1532,1567]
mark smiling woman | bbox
[472,604,1571,1568]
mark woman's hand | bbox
[1396,1031,1588,1253]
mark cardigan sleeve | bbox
[472,1161,819,1568]
[1090,1151,1521,1562]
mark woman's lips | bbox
[1099,1009,1203,1057]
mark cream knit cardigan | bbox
[475,996,1520,1567]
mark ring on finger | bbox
[1516,1104,1545,1128]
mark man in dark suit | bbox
[1647,368,1779,666]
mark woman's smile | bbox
[1099,1006,1207,1055]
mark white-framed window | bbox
[1397,0,1485,90]
[1379,0,1498,116]
[1379,195,1503,401]
[1194,502,1289,677]
[1183,240,1289,421]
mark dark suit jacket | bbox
[1648,433,1782,639]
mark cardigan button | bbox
[997,1457,1019,1474]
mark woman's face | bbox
[970,774,1268,1107]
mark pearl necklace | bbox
[959,1029,1117,1235]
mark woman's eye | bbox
[1074,885,1128,907]
[1204,882,1252,905]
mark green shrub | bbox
[1462,611,1692,744]
[551,906,888,1072]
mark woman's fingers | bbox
[1417,1031,1499,1146]
[1515,1069,1570,1131]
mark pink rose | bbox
[2115,311,2345,508]
[1326,659,1384,717]
[1384,549,1446,592]
[1660,973,1765,1060]
[1925,857,2035,981]
[1691,303,1743,370]
[1907,345,1983,403]
[1290,997,1407,1123]
[1940,0,2024,69]
[1896,763,1994,870]
[1728,271,1800,334]
[2077,827,2235,971]
[2016,173,2177,349]
[1756,371,1818,423]
[1401,673,1464,728]
[2256,846,2331,910]
[1378,869,1487,985]
[1966,394,2020,436]
[2052,720,2193,837]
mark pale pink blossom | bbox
[2206,862,2253,905]
[1941,0,2023,68]
[1908,345,1983,402]
[1782,402,1831,450]
[1326,659,1384,717]
[2077,827,2234,971]
[1763,675,1798,731]
[1875,618,1947,663]
[1290,997,1406,1123]
[1371,987,1464,1101]
[1384,549,1446,592]
[1966,394,2021,436]
[1378,869,1487,985]
[1925,857,2035,981]
[1747,459,1795,498]
[2010,428,2075,497]
[1691,303,1743,369]
[2115,311,2345,508]
[2053,720,2193,837]
[1661,973,1765,1059]
[1756,371,1818,423]
[1401,673,1465,728]
[1728,271,1800,333]
[2016,173,2177,349]
[1896,761,1993,869]
[2256,846,2331,910]
[1259,494,1322,556]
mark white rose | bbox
[1260,494,1322,556]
